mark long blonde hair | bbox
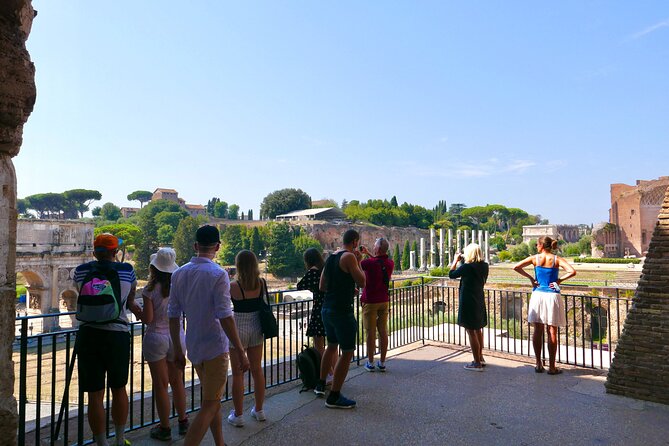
[235,249,261,290]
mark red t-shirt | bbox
[361,255,394,304]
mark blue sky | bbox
[16,1,669,224]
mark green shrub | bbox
[498,250,512,262]
[429,266,450,277]
[573,257,641,264]
[16,285,27,298]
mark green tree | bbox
[207,197,220,215]
[292,234,322,273]
[63,189,102,217]
[25,193,64,218]
[260,188,311,219]
[401,240,410,270]
[134,200,183,278]
[214,201,228,219]
[155,210,188,231]
[390,196,399,207]
[248,209,254,221]
[100,202,122,221]
[173,217,199,265]
[91,206,101,217]
[94,223,141,247]
[228,204,240,220]
[249,226,263,257]
[17,198,27,215]
[393,244,401,271]
[489,235,507,251]
[157,225,175,245]
[127,190,153,208]
[266,223,297,277]
[218,225,245,265]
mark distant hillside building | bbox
[151,188,206,218]
[522,224,585,244]
[120,207,139,218]
[607,176,669,257]
[276,207,347,222]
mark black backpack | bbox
[76,262,124,325]
[297,345,322,392]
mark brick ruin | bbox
[0,1,35,443]
[606,185,669,404]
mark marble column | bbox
[438,228,444,267]
[419,238,425,270]
[456,230,461,255]
[429,228,435,268]
[409,251,416,270]
[448,229,453,264]
[464,230,469,248]
[484,231,490,263]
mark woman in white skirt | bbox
[227,250,267,427]
[513,236,576,375]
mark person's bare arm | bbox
[169,318,185,369]
[131,292,154,325]
[513,256,538,288]
[556,257,577,285]
[220,316,250,372]
[319,265,328,292]
[342,251,366,288]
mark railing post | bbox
[18,318,28,446]
[421,277,425,345]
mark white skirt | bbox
[527,290,567,327]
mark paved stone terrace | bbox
[126,343,669,446]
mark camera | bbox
[359,246,365,252]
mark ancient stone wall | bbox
[606,185,669,404]
[0,1,35,443]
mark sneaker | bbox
[326,394,357,409]
[464,361,483,372]
[376,361,386,372]
[364,362,375,372]
[149,426,172,441]
[178,418,189,436]
[227,410,245,427]
[251,407,266,421]
[314,382,326,397]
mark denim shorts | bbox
[321,308,357,352]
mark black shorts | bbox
[76,326,130,392]
[321,308,358,352]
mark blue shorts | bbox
[321,308,357,352]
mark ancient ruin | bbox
[1,1,36,443]
[606,184,669,403]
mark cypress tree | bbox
[401,240,410,270]
[393,244,401,270]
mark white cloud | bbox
[404,158,537,179]
[629,19,669,40]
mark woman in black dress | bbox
[297,248,326,354]
[448,243,489,371]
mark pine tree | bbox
[249,226,263,256]
[393,244,401,270]
[267,223,297,278]
[401,240,410,270]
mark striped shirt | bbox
[74,260,137,332]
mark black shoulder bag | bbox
[259,279,279,339]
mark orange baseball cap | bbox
[94,233,122,251]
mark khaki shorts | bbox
[193,353,229,401]
[362,302,389,336]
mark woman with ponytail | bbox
[513,236,576,375]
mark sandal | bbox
[547,368,563,375]
[534,366,545,373]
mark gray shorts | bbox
[142,330,185,362]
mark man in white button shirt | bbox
[169,225,249,446]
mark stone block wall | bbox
[0,1,36,444]
[606,185,669,404]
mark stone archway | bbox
[15,268,45,311]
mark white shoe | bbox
[251,407,266,421]
[227,409,245,427]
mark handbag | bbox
[259,279,279,339]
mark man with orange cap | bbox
[73,233,137,446]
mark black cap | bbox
[196,225,220,245]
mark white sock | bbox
[94,433,109,446]
[114,425,125,445]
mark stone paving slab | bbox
[125,344,669,446]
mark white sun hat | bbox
[150,247,179,273]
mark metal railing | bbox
[15,278,631,445]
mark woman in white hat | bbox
[131,248,188,441]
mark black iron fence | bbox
[15,278,631,445]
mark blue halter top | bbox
[534,254,559,293]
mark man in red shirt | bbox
[360,238,394,372]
